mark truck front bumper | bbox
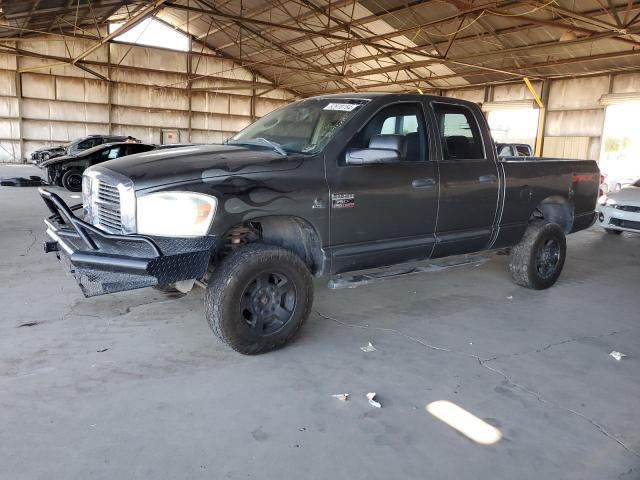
[40,188,216,297]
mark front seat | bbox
[405,132,421,161]
[445,135,472,159]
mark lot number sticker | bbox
[324,103,358,111]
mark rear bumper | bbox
[40,188,216,297]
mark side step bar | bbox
[328,254,490,290]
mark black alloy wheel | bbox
[240,271,297,336]
[535,238,561,279]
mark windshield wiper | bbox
[226,137,287,156]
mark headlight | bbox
[598,195,617,206]
[136,192,217,237]
[82,171,95,219]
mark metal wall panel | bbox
[612,72,640,94]
[0,53,17,70]
[22,73,55,99]
[255,98,287,117]
[545,110,605,137]
[0,97,19,117]
[445,87,485,103]
[55,77,109,104]
[548,77,609,110]
[0,140,21,162]
[493,82,540,102]
[0,119,19,139]
[0,70,16,96]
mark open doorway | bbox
[486,107,539,154]
[599,102,640,193]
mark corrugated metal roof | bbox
[1,0,639,95]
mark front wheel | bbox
[205,244,314,355]
[61,169,83,192]
[509,221,567,290]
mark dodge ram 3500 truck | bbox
[39,93,599,354]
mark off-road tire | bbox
[604,228,623,235]
[61,169,83,192]
[205,244,313,355]
[509,221,567,290]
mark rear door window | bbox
[433,103,485,160]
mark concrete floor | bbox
[1,164,639,480]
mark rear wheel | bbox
[61,169,83,192]
[205,244,313,355]
[510,221,567,290]
[605,228,623,235]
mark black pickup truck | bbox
[39,93,599,354]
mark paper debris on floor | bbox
[331,393,349,401]
[609,351,627,361]
[366,392,382,408]
[360,342,376,352]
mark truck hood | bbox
[607,186,640,206]
[100,144,304,190]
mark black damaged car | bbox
[39,93,599,354]
[41,142,156,191]
[31,134,137,164]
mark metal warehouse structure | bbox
[1,0,640,162]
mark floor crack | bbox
[19,229,37,257]
[483,329,634,363]
[316,310,640,458]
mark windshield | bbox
[228,98,368,154]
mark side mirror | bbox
[345,148,401,165]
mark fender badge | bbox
[312,198,326,209]
[331,193,355,209]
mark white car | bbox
[597,180,640,234]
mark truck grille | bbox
[96,180,122,233]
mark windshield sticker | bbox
[324,103,359,112]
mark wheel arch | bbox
[221,215,326,276]
[531,195,574,233]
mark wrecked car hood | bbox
[607,186,640,206]
[40,154,76,168]
[100,144,304,190]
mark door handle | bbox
[479,174,498,183]
[412,178,436,188]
